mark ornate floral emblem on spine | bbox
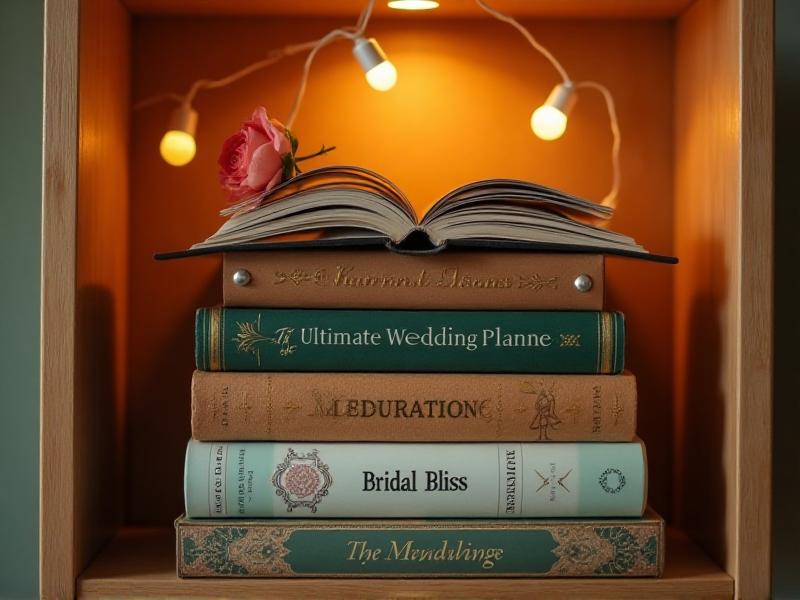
[232,314,297,365]
[181,526,294,576]
[272,448,332,512]
[550,525,659,576]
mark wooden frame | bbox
[40,0,773,597]
[41,0,78,598]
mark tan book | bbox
[191,370,636,442]
[222,250,604,309]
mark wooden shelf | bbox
[41,0,773,597]
[77,527,733,599]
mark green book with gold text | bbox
[195,308,624,373]
[176,510,663,578]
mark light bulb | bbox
[160,130,196,166]
[530,82,577,141]
[387,0,440,9]
[160,104,198,166]
[365,60,398,92]
[352,37,397,92]
[531,106,568,141]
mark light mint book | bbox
[184,441,646,518]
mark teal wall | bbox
[0,1,43,599]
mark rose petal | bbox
[265,168,284,193]
[218,132,246,174]
[244,143,283,191]
[243,127,269,165]
[248,106,271,132]
[269,123,292,154]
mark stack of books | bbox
[169,167,674,579]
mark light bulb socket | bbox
[168,104,198,136]
[543,82,577,115]
[352,37,389,73]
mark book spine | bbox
[191,371,637,442]
[223,250,604,310]
[184,441,646,518]
[194,308,625,374]
[177,515,664,578]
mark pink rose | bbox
[218,107,292,201]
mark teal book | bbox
[195,307,625,373]
[176,510,664,578]
[184,441,646,519]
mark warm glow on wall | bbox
[387,0,440,10]
[136,0,621,207]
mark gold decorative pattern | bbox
[599,313,613,374]
[559,334,581,347]
[550,525,616,575]
[518,274,559,290]
[274,268,325,286]
[228,527,293,574]
[232,316,297,366]
[208,307,221,371]
[549,525,658,576]
[611,394,624,425]
[181,526,293,576]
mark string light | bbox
[530,82,575,141]
[352,38,398,91]
[475,0,621,208]
[133,0,621,208]
[159,104,198,166]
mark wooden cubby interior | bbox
[41,0,772,597]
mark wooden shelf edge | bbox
[77,526,733,599]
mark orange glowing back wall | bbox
[127,16,674,525]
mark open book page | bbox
[192,166,418,249]
[191,165,649,257]
[425,205,642,250]
[422,179,613,223]
[418,178,638,251]
[221,165,415,218]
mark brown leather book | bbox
[222,250,603,309]
[191,370,636,442]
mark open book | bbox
[159,165,675,262]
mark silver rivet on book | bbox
[232,269,251,287]
[574,274,593,292]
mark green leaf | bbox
[281,153,295,181]
[287,129,299,155]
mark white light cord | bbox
[286,0,376,129]
[575,81,620,209]
[474,0,620,209]
[132,0,620,208]
[474,0,570,84]
[132,0,376,127]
